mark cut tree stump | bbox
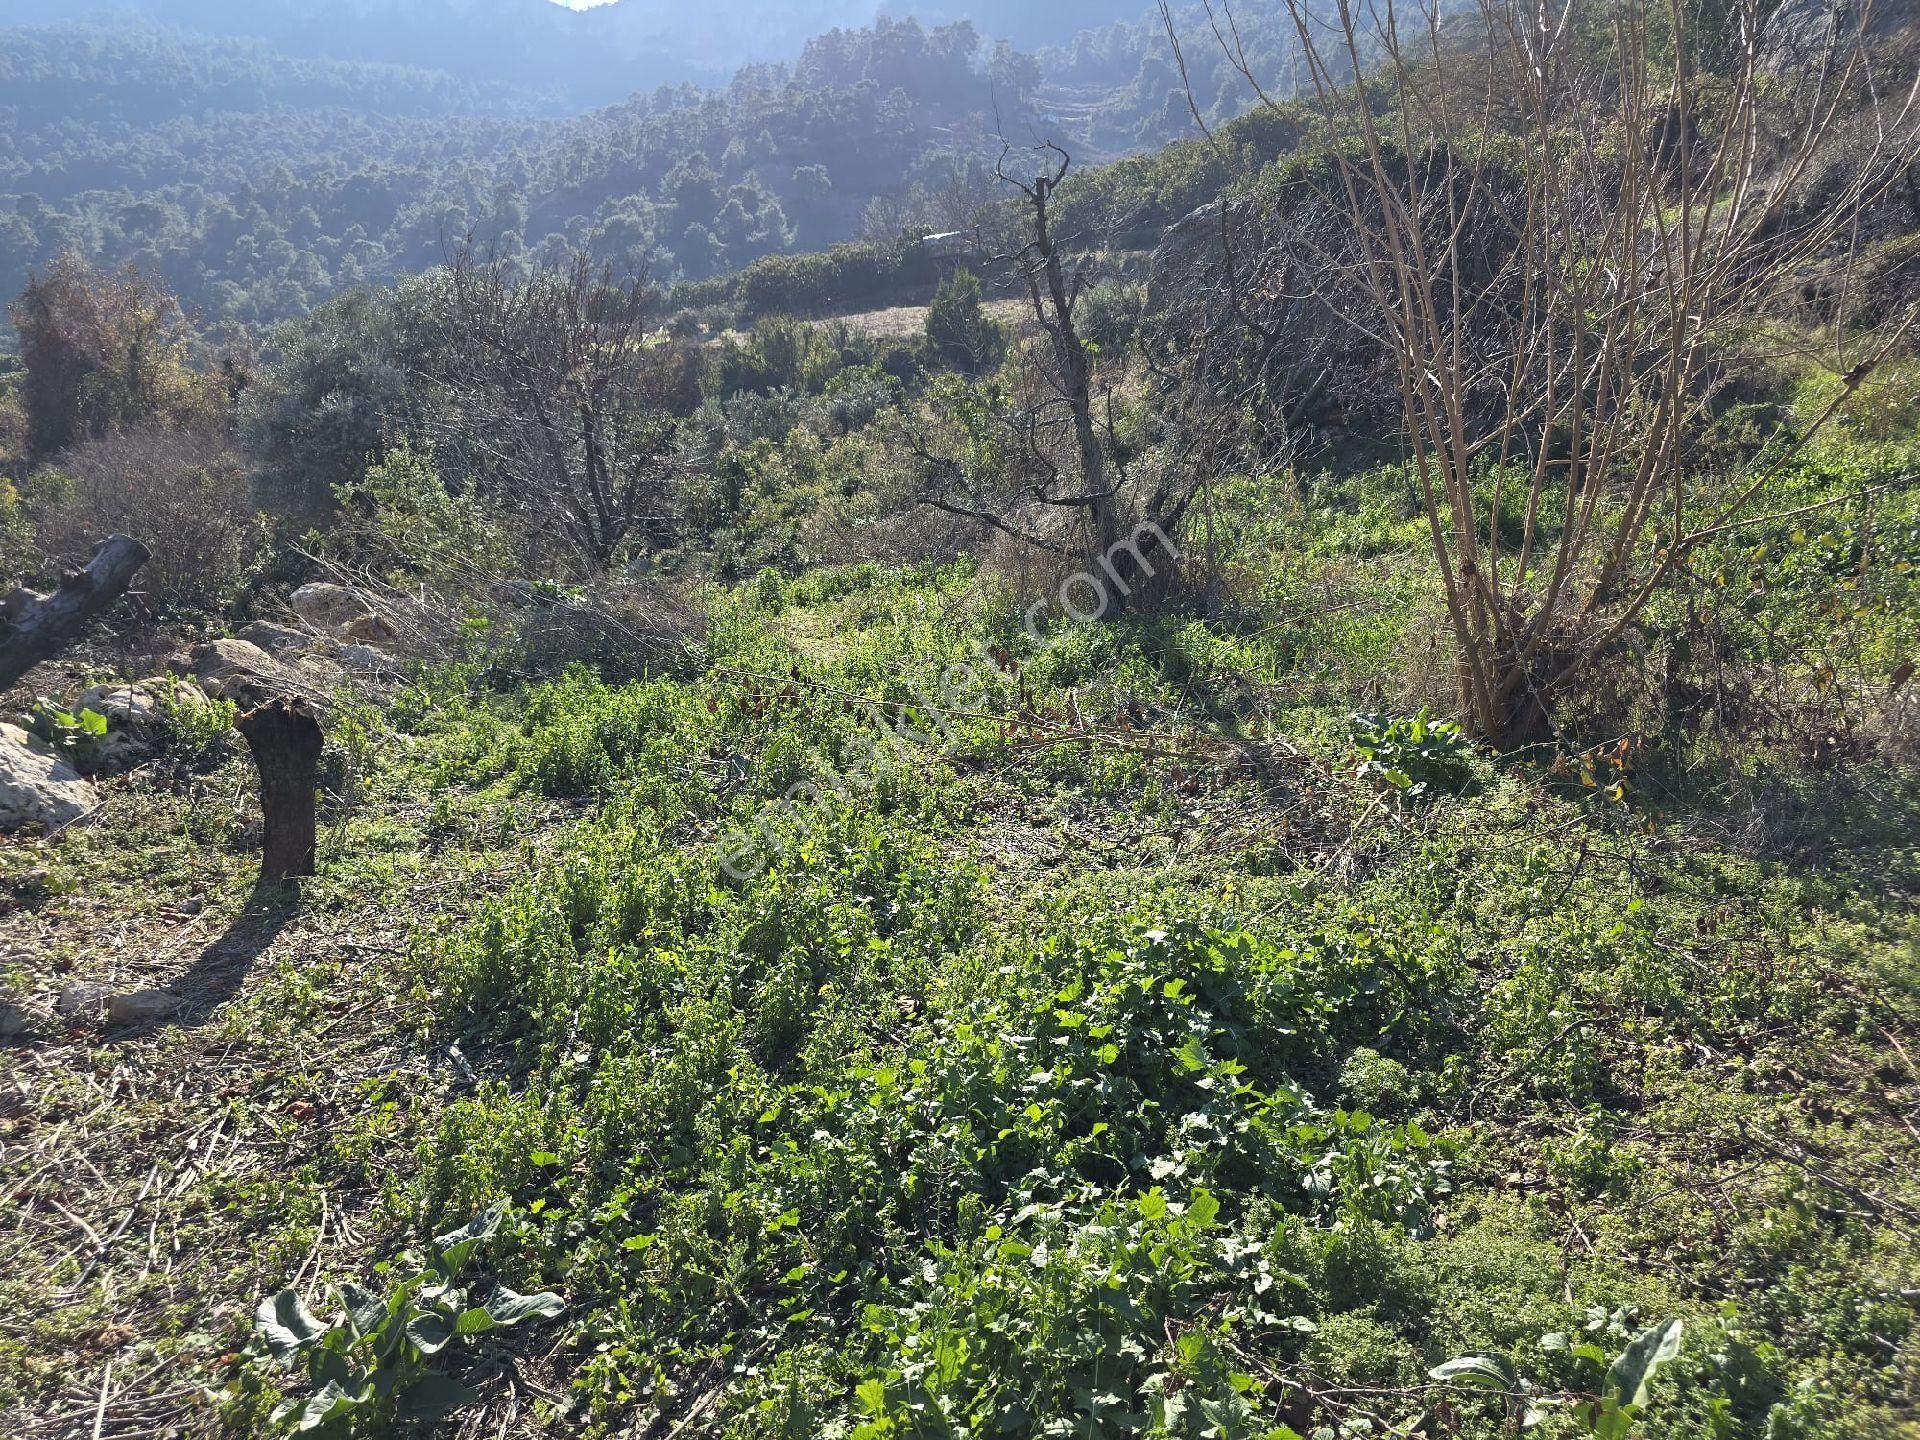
[235,697,324,884]
[0,536,151,690]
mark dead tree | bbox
[0,536,150,689]
[1001,143,1122,562]
[236,698,324,885]
[902,144,1168,592]
[427,246,679,577]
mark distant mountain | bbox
[0,0,1305,337]
[0,0,1158,108]
[0,15,1048,329]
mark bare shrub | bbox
[422,247,680,578]
[493,580,707,682]
[1211,0,1919,744]
[801,499,983,570]
[32,423,262,615]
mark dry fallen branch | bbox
[0,535,150,690]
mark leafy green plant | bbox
[923,268,1003,375]
[1348,709,1475,799]
[1430,1316,1684,1436]
[155,676,237,767]
[248,1204,561,1436]
[24,698,107,760]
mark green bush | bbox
[923,268,1002,375]
[325,441,516,586]
[1348,709,1476,800]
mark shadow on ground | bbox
[160,881,303,1026]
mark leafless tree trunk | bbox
[1003,145,1123,561]
[236,699,324,885]
[900,145,1157,588]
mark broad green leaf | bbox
[484,1287,565,1326]
[1429,1352,1521,1392]
[454,1306,497,1336]
[400,1369,479,1421]
[310,1348,356,1390]
[434,1201,506,1270]
[1605,1318,1683,1408]
[405,1310,455,1355]
[256,1290,328,1364]
[435,1202,506,1249]
[339,1282,384,1337]
[293,1379,368,1432]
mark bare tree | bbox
[1198,0,1919,743]
[428,247,678,577]
[1000,144,1124,561]
[897,143,1203,602]
[902,148,1128,559]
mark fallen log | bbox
[0,536,151,690]
[235,697,325,884]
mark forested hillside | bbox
[1,0,1918,1438]
[1041,0,1304,151]
[0,2,1328,337]
[0,0,1200,109]
[0,17,1044,330]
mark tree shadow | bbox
[159,881,304,1027]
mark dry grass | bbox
[0,734,576,1438]
[830,298,1028,342]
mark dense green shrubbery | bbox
[337,554,1920,1437]
[673,241,950,323]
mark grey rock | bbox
[56,982,181,1026]
[341,611,399,645]
[56,981,111,1020]
[0,726,100,832]
[89,728,154,774]
[107,988,181,1025]
[180,639,318,708]
[78,682,159,725]
[290,582,370,634]
[333,643,397,676]
[237,621,313,658]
